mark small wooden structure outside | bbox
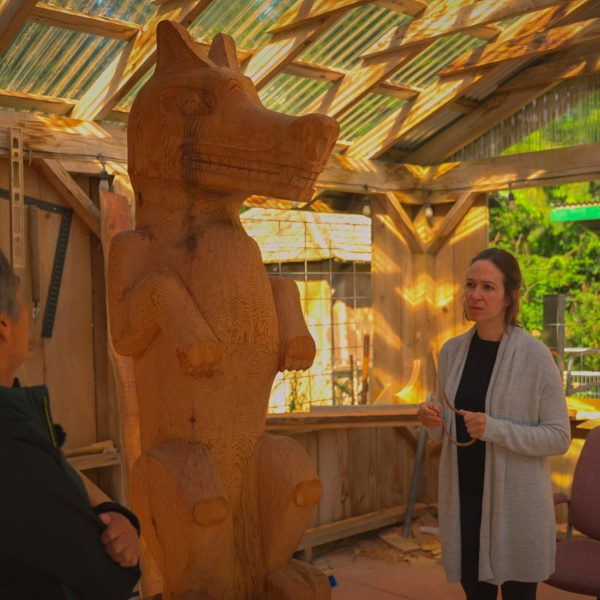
[2,0,600,594]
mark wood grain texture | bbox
[27,2,141,40]
[35,158,100,237]
[441,16,600,76]
[365,0,567,54]
[0,0,38,57]
[108,23,339,600]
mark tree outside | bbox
[489,182,600,371]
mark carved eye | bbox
[160,87,216,117]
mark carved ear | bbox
[208,33,240,71]
[156,21,217,74]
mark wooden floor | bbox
[314,554,591,600]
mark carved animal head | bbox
[128,22,340,203]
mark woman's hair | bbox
[462,248,522,328]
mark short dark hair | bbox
[462,248,522,328]
[0,249,20,321]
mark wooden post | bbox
[8,126,25,269]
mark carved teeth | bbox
[183,153,319,189]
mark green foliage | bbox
[489,182,600,370]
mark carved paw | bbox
[279,336,316,372]
[266,565,314,600]
[290,560,331,600]
[176,339,223,377]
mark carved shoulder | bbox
[109,230,152,301]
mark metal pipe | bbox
[402,392,433,539]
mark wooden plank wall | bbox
[291,425,440,528]
[0,159,119,495]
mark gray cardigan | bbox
[429,326,571,585]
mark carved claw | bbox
[279,336,316,372]
[290,560,331,600]
[266,565,315,600]
[171,592,217,600]
[176,339,223,377]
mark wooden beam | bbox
[346,0,593,159]
[426,144,600,194]
[0,110,424,195]
[70,0,215,121]
[424,192,479,254]
[0,0,39,57]
[283,60,347,82]
[35,158,101,237]
[269,0,427,35]
[500,49,600,90]
[374,192,425,254]
[441,16,600,76]
[363,0,568,57]
[0,88,75,114]
[376,80,423,101]
[67,452,122,471]
[346,69,487,158]
[242,16,341,90]
[0,109,128,162]
[317,155,421,195]
[26,3,141,41]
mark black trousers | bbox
[460,496,538,600]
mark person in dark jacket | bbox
[0,249,141,600]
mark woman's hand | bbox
[460,410,486,439]
[418,402,442,427]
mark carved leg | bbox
[131,442,229,600]
[256,435,323,573]
[108,231,222,375]
[269,277,316,372]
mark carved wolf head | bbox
[128,21,340,203]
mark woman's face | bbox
[464,260,510,327]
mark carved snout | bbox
[288,113,339,165]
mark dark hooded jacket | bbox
[0,380,141,600]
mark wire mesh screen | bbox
[241,210,373,413]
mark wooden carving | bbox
[107,21,339,600]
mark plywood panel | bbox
[39,172,96,449]
[348,427,378,516]
[317,428,351,526]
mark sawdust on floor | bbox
[324,505,442,567]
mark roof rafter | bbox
[363,0,567,57]
[70,0,215,122]
[405,43,599,164]
[297,0,508,121]
[442,15,600,75]
[26,3,141,41]
[500,47,600,90]
[0,0,39,57]
[268,0,427,35]
[345,0,595,159]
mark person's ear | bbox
[0,314,11,345]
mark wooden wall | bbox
[0,160,122,499]
[372,195,489,405]
[290,425,439,529]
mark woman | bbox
[418,248,570,600]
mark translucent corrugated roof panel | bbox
[299,4,411,70]
[189,0,300,51]
[0,0,154,99]
[338,94,404,143]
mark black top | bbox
[0,381,141,600]
[455,332,500,498]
